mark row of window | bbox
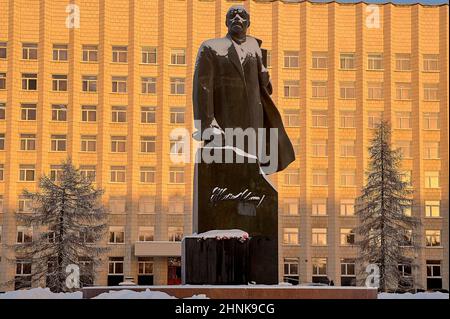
[283,258,443,288]
[0,73,185,94]
[283,168,440,188]
[281,198,442,218]
[283,110,440,129]
[282,227,443,247]
[0,42,441,72]
[0,73,442,101]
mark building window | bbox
[80,135,97,152]
[284,169,300,185]
[110,166,126,183]
[312,139,327,157]
[423,112,440,130]
[367,53,383,70]
[401,229,413,247]
[312,258,327,283]
[170,107,185,124]
[339,81,355,99]
[140,166,155,183]
[283,228,299,245]
[340,140,355,157]
[312,228,327,245]
[284,51,299,68]
[395,140,412,158]
[21,104,37,121]
[137,196,155,215]
[53,44,68,61]
[340,228,355,245]
[80,165,96,182]
[111,106,127,123]
[340,199,355,216]
[0,42,6,59]
[283,80,300,98]
[292,137,301,156]
[20,134,36,151]
[400,170,412,187]
[424,171,439,188]
[107,197,126,214]
[423,83,439,101]
[368,82,383,99]
[19,164,35,181]
[169,167,185,184]
[170,77,185,95]
[138,227,154,242]
[0,103,5,119]
[423,54,439,72]
[51,104,67,121]
[340,111,355,128]
[170,49,186,65]
[49,165,63,182]
[312,169,328,186]
[169,136,185,155]
[142,47,157,64]
[140,136,156,153]
[284,109,300,127]
[22,43,38,60]
[368,111,383,128]
[266,50,271,68]
[50,135,67,152]
[81,105,97,122]
[109,226,125,244]
[283,258,299,285]
[168,226,183,242]
[395,83,412,100]
[169,196,184,214]
[52,75,68,91]
[141,106,156,124]
[22,73,37,90]
[82,76,97,92]
[82,45,98,62]
[0,133,4,150]
[425,201,440,218]
[0,165,4,181]
[311,110,328,128]
[312,52,327,69]
[426,260,442,290]
[341,170,356,187]
[18,196,32,213]
[425,230,441,247]
[15,259,32,290]
[341,258,356,286]
[17,226,32,243]
[141,77,156,94]
[340,53,355,70]
[0,73,5,90]
[137,257,154,285]
[395,53,411,71]
[396,112,412,129]
[283,198,299,216]
[112,46,128,63]
[312,81,327,98]
[312,198,327,216]
[112,76,127,93]
[111,136,126,153]
[108,257,124,274]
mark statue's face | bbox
[226,7,250,37]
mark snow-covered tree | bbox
[356,121,420,292]
[5,159,108,292]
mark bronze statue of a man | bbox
[193,5,295,174]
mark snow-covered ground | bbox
[0,287,447,299]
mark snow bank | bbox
[0,287,82,299]
[93,289,177,299]
[185,229,249,241]
[378,292,449,299]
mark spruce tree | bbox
[6,159,108,292]
[356,121,420,292]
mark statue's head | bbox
[225,5,250,38]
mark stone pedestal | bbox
[186,147,278,284]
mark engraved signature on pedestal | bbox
[210,187,266,207]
